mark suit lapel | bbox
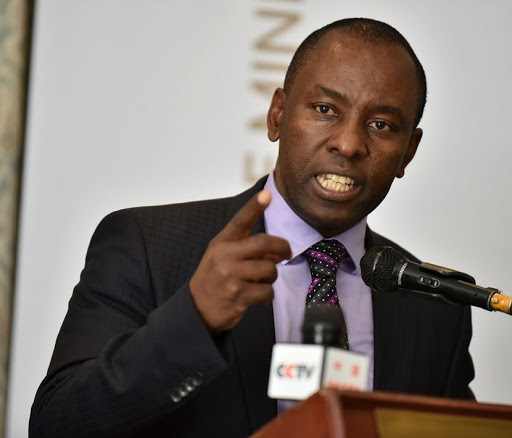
[226,177,278,431]
[365,228,417,393]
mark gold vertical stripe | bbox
[0,0,34,436]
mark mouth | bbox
[315,173,355,193]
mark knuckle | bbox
[235,302,248,314]
[217,262,232,280]
[267,266,278,283]
[230,214,246,229]
[258,260,277,281]
[207,238,223,252]
[225,278,243,299]
[252,233,271,251]
[256,285,274,304]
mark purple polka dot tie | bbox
[305,239,349,349]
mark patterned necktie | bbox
[305,239,350,349]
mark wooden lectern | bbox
[251,389,512,438]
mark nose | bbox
[326,120,368,158]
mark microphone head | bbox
[360,246,406,294]
[302,304,348,348]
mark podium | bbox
[251,389,512,438]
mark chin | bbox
[306,216,357,238]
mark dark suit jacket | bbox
[30,177,474,438]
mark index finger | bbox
[216,190,271,241]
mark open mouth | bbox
[315,173,355,192]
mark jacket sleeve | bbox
[29,209,228,437]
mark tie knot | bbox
[305,239,347,278]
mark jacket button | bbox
[179,386,188,397]
[170,389,182,403]
[191,372,204,387]
[184,378,195,392]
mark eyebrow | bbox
[312,85,407,125]
[313,85,345,101]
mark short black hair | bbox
[283,18,427,127]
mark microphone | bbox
[267,305,369,401]
[302,304,349,348]
[360,246,512,315]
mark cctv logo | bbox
[276,364,315,380]
[268,345,325,400]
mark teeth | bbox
[316,174,355,192]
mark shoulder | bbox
[95,175,269,242]
[365,227,421,263]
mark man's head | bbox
[284,18,427,128]
[267,18,424,237]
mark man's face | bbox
[267,31,423,237]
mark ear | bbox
[396,128,423,178]
[267,88,286,142]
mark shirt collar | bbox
[263,172,367,274]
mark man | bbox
[30,18,474,438]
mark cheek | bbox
[370,145,409,176]
[362,155,404,202]
[278,146,311,187]
[278,125,316,167]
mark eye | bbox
[368,120,391,131]
[314,104,337,117]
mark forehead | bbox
[310,30,416,79]
[293,31,419,117]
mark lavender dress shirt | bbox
[263,173,374,411]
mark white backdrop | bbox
[7,1,512,436]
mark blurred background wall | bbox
[0,0,33,436]
[5,1,512,436]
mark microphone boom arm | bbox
[416,262,511,314]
